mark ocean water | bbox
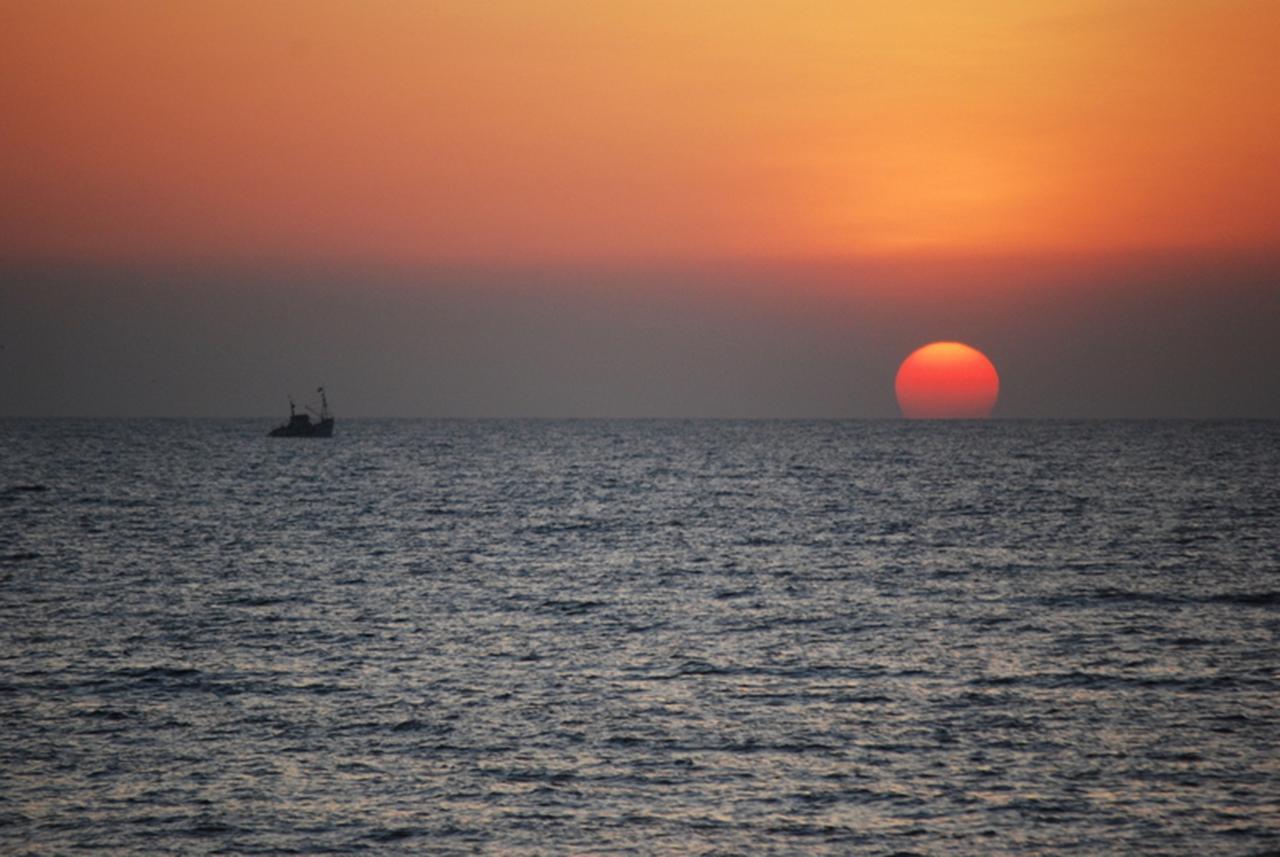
[1,419,1278,855]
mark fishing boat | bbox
[269,387,334,437]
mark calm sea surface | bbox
[1,419,1278,854]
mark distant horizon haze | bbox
[3,250,1277,420]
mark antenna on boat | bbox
[317,386,328,420]
[288,395,296,417]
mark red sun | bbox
[895,342,1000,419]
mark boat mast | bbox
[317,386,328,420]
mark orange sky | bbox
[2,0,1278,266]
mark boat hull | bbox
[269,418,334,438]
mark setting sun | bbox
[895,341,1000,419]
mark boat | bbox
[269,387,334,437]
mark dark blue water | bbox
[2,419,1278,854]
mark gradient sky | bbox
[2,1,1278,417]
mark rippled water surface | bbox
[2,419,1278,854]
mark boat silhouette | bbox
[269,387,334,437]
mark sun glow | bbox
[2,1,1278,266]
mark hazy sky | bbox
[2,1,1278,417]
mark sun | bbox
[895,342,999,419]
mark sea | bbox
[1,419,1278,855]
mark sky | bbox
[2,0,1278,417]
